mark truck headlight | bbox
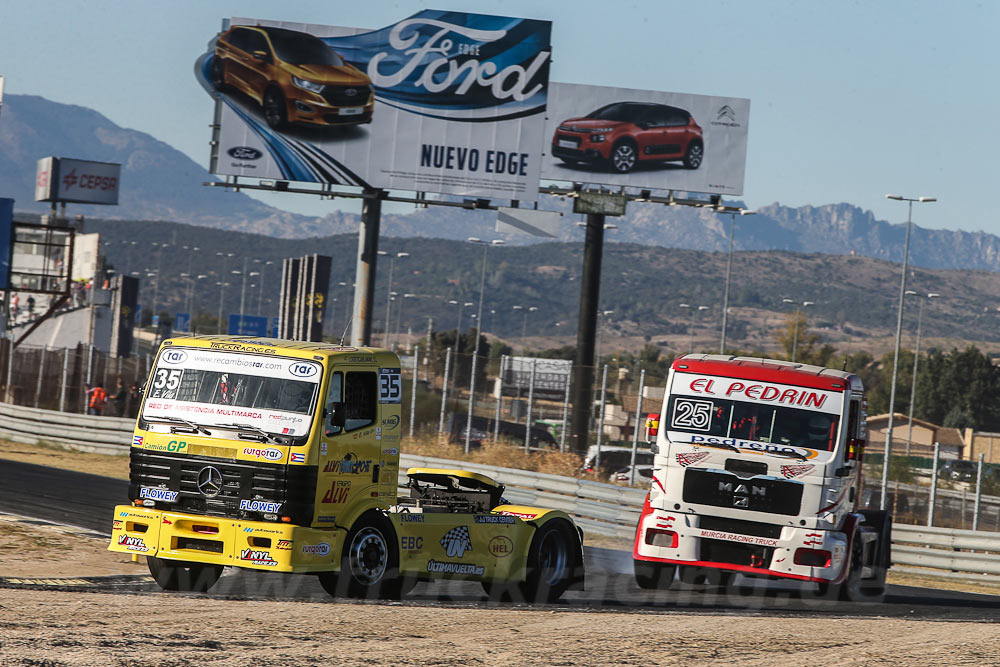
[292,77,324,93]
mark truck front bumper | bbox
[633,506,850,584]
[109,505,343,573]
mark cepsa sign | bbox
[35,157,121,205]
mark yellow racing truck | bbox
[109,336,584,601]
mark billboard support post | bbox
[570,212,606,453]
[351,189,383,347]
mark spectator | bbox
[10,293,19,320]
[86,382,107,416]
[26,295,35,317]
[112,377,127,417]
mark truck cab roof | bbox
[160,335,400,366]
[672,354,863,393]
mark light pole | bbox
[395,293,417,351]
[215,281,229,334]
[881,193,936,510]
[449,299,474,390]
[781,298,815,362]
[254,260,273,316]
[465,237,504,453]
[150,242,169,320]
[596,309,614,365]
[717,208,756,354]
[679,303,709,354]
[905,291,940,455]
[378,251,409,347]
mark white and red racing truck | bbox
[633,355,890,601]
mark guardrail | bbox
[1,402,997,581]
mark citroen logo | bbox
[197,466,223,497]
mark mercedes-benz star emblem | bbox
[197,466,223,497]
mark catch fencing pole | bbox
[974,453,985,530]
[595,364,608,473]
[438,347,451,436]
[34,346,47,408]
[560,361,572,453]
[59,348,69,412]
[629,369,646,486]
[409,347,419,437]
[494,355,505,442]
[524,358,536,452]
[928,442,940,526]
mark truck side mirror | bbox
[327,402,347,434]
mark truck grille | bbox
[698,515,783,539]
[700,538,774,568]
[129,449,316,525]
[682,469,803,516]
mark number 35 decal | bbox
[379,368,402,403]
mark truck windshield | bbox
[141,348,321,439]
[666,395,839,452]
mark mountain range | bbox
[3,93,1000,274]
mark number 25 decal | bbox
[672,398,713,431]
[379,369,402,403]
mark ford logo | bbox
[161,350,187,364]
[227,146,263,160]
[344,88,358,97]
[289,363,318,378]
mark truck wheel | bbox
[839,524,887,603]
[147,556,223,592]
[521,520,576,603]
[339,514,401,599]
[634,560,676,590]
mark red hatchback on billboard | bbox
[551,101,703,173]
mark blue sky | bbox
[1,0,996,232]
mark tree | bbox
[775,312,821,363]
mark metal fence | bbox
[2,401,998,582]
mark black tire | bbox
[683,141,704,169]
[147,556,223,593]
[338,513,401,599]
[521,520,577,603]
[210,57,226,92]
[609,141,638,173]
[263,87,288,131]
[839,518,888,603]
[634,560,676,590]
[481,580,518,602]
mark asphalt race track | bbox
[2,459,998,620]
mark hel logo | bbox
[488,536,514,558]
[321,483,350,504]
[440,526,472,558]
[239,548,277,566]
[781,464,815,479]
[676,452,711,467]
[117,535,149,552]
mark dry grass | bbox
[0,521,71,553]
[403,432,587,477]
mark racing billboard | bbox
[199,11,551,201]
[542,83,750,196]
[34,157,121,205]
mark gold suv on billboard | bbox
[213,25,374,130]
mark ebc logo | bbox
[161,350,187,365]
[289,362,318,378]
[227,146,262,160]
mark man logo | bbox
[227,146,263,160]
[716,105,736,122]
[733,496,749,508]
